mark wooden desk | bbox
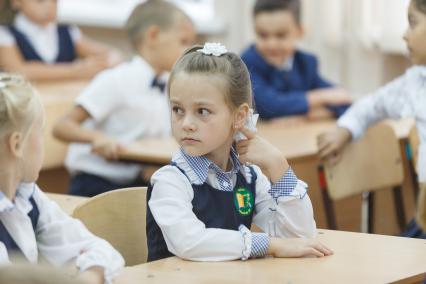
[119,117,414,165]
[46,193,88,215]
[116,229,426,284]
[118,118,338,165]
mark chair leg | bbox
[318,165,337,230]
[406,141,420,201]
[367,192,375,233]
[392,186,407,232]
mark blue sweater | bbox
[241,45,349,119]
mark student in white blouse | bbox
[0,73,124,284]
[147,43,333,262]
[318,0,426,238]
[53,0,196,197]
[0,0,121,81]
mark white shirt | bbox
[65,56,171,183]
[0,183,124,284]
[148,150,317,261]
[338,65,426,182]
[0,13,81,63]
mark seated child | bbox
[53,0,196,197]
[0,73,124,283]
[318,0,426,239]
[241,0,351,120]
[0,0,121,81]
[147,43,333,261]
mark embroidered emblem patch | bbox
[234,187,253,216]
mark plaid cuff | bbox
[250,233,269,258]
[269,167,298,201]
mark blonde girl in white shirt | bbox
[0,0,121,81]
[0,73,124,284]
[147,43,333,262]
[318,0,426,238]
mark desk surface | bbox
[46,193,87,215]
[119,117,415,165]
[116,229,426,284]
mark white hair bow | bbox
[197,42,228,56]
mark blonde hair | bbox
[0,0,16,25]
[168,45,253,109]
[0,73,41,139]
[125,0,190,49]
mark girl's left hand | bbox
[235,127,289,183]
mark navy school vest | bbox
[0,196,40,259]
[8,25,76,62]
[146,164,257,262]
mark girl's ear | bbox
[234,103,249,129]
[7,131,24,158]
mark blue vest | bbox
[8,25,76,62]
[0,197,40,259]
[146,164,257,262]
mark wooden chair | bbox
[72,187,148,266]
[318,122,406,233]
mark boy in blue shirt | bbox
[241,0,351,120]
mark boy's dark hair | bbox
[253,0,301,24]
[125,0,190,49]
[414,0,426,14]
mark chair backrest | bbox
[409,125,420,174]
[324,122,403,200]
[72,187,147,266]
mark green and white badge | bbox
[234,187,254,216]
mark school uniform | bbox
[147,148,316,262]
[0,183,124,283]
[66,56,170,197]
[241,44,349,119]
[0,13,80,63]
[338,65,426,237]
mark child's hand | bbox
[77,266,104,284]
[73,57,110,79]
[306,106,334,121]
[317,127,352,164]
[91,135,123,160]
[268,237,333,258]
[308,88,352,107]
[236,127,289,183]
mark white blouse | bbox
[0,183,124,284]
[0,13,81,63]
[338,65,426,182]
[149,151,317,261]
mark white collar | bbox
[0,183,36,214]
[132,55,168,86]
[14,13,56,36]
[279,56,294,71]
[410,65,426,78]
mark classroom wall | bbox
[77,0,411,99]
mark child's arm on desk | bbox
[53,106,122,160]
[0,45,109,81]
[75,36,122,67]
